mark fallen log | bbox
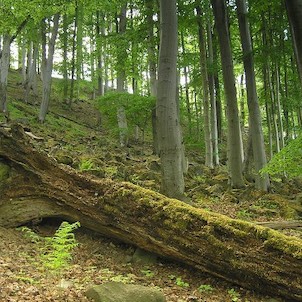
[256,220,302,229]
[0,124,301,301]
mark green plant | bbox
[109,274,135,284]
[141,269,155,278]
[41,221,80,272]
[104,166,118,177]
[236,209,254,220]
[97,91,155,135]
[260,134,302,178]
[228,288,241,302]
[79,159,94,171]
[175,277,190,288]
[198,284,214,293]
[17,226,42,243]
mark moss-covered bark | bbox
[0,124,301,300]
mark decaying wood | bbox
[256,220,302,229]
[0,124,301,301]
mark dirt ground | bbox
[0,223,286,302]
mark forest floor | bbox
[0,70,301,301]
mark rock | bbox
[57,279,73,289]
[132,248,158,265]
[85,282,166,302]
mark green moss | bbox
[0,162,10,180]
[263,229,302,259]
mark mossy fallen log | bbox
[0,124,301,300]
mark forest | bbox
[0,0,302,301]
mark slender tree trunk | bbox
[25,41,38,103]
[239,74,245,132]
[76,1,84,90]
[196,4,213,168]
[157,0,185,200]
[116,4,129,147]
[236,0,269,191]
[212,28,223,144]
[62,14,69,101]
[146,0,159,155]
[39,14,60,122]
[285,0,302,86]
[207,22,219,165]
[21,38,27,85]
[0,34,10,115]
[193,89,201,139]
[180,31,192,137]
[70,5,78,104]
[96,11,105,96]
[275,66,285,149]
[211,0,244,188]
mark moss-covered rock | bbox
[85,282,166,302]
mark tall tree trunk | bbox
[62,14,69,101]
[157,0,185,199]
[25,41,38,104]
[70,5,78,104]
[116,4,129,147]
[236,0,270,191]
[39,14,60,123]
[21,38,27,85]
[146,0,159,155]
[207,22,219,165]
[275,66,285,149]
[96,11,105,96]
[212,32,223,143]
[211,0,244,188]
[0,34,10,116]
[196,4,213,168]
[285,0,302,86]
[76,1,84,88]
[180,31,192,137]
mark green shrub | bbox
[261,135,302,178]
[198,284,214,293]
[79,159,94,171]
[97,91,155,135]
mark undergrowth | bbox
[18,221,80,274]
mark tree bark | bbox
[0,34,10,115]
[235,0,270,191]
[39,14,60,122]
[24,41,38,104]
[196,4,213,169]
[211,0,245,188]
[157,0,185,199]
[0,124,301,301]
[116,4,129,147]
[285,0,302,86]
[207,22,219,166]
[145,0,159,155]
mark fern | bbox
[41,221,80,272]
